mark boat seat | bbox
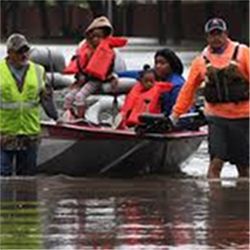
[100,77,136,95]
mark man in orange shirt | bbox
[170,18,249,178]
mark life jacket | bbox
[124,82,173,127]
[63,37,127,81]
[203,45,249,103]
[0,59,45,135]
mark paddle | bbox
[111,93,119,125]
[110,76,121,129]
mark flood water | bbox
[0,176,249,250]
[0,42,249,249]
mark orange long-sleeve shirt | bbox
[172,39,249,119]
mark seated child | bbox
[63,16,127,119]
[118,65,173,129]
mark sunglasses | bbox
[16,45,30,54]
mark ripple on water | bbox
[1,177,248,249]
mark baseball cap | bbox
[6,33,30,52]
[204,18,227,33]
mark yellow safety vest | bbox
[0,59,45,135]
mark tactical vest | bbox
[203,45,249,103]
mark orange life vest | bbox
[122,81,173,127]
[63,37,127,81]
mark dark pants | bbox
[207,116,249,166]
[0,144,38,176]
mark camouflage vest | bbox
[203,45,249,103]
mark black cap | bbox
[204,18,227,33]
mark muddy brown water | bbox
[0,176,249,250]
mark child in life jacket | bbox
[117,65,173,129]
[63,16,127,119]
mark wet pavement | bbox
[0,175,249,250]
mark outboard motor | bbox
[136,110,207,135]
[136,113,173,135]
[30,47,66,73]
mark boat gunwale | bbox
[41,120,208,141]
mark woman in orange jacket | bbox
[170,18,249,178]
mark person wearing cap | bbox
[63,16,127,119]
[0,33,59,176]
[170,18,249,178]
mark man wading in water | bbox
[170,18,249,178]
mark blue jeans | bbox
[0,145,38,176]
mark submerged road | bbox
[0,176,249,249]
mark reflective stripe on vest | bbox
[0,61,44,110]
[0,100,39,109]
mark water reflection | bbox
[0,176,248,250]
[205,180,249,249]
[7,176,250,249]
[0,178,42,249]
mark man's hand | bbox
[169,113,179,126]
[55,117,64,125]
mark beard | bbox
[19,58,29,67]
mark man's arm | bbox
[40,82,59,121]
[172,57,204,118]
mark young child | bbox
[118,65,173,128]
[63,16,127,119]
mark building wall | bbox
[1,2,248,44]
